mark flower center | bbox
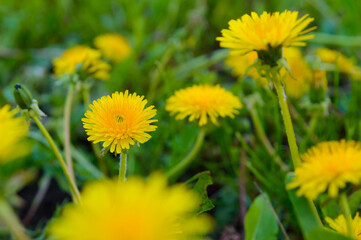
[115,114,125,123]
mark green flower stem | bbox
[82,84,108,175]
[334,63,340,109]
[340,192,353,238]
[272,72,300,168]
[32,114,81,204]
[118,150,128,182]
[166,128,206,180]
[249,108,288,171]
[0,198,30,240]
[64,83,76,182]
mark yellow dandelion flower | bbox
[94,33,131,63]
[0,105,29,164]
[49,174,213,240]
[82,91,157,154]
[326,212,361,239]
[53,45,111,80]
[225,52,268,86]
[287,140,361,200]
[281,47,311,99]
[315,48,361,80]
[166,84,242,126]
[217,10,316,56]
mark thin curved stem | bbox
[64,83,76,182]
[272,72,300,168]
[118,151,128,182]
[340,192,353,238]
[166,128,206,180]
[32,114,81,204]
[0,199,30,240]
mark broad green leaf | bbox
[319,194,339,219]
[186,171,215,214]
[244,193,278,240]
[285,173,322,239]
[308,227,353,240]
[348,188,361,215]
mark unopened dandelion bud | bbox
[310,70,327,103]
[13,84,33,110]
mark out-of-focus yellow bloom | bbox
[225,52,268,86]
[281,47,312,99]
[166,84,242,126]
[311,69,328,91]
[49,174,213,240]
[217,10,315,56]
[287,140,361,200]
[82,91,157,154]
[326,212,361,239]
[0,105,29,164]
[315,48,361,80]
[94,33,131,63]
[53,45,111,80]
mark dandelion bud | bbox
[13,83,33,110]
[310,70,327,103]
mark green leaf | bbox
[319,194,339,219]
[285,173,322,239]
[186,171,215,214]
[348,188,361,216]
[244,193,278,240]
[308,227,353,240]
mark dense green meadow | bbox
[2,0,361,239]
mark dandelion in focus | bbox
[49,174,213,240]
[94,33,131,63]
[82,91,157,154]
[217,10,315,65]
[287,140,361,200]
[166,84,242,126]
[0,105,29,164]
[53,45,111,80]
[326,212,361,239]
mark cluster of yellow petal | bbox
[49,174,213,240]
[0,105,29,164]
[316,48,361,80]
[326,212,361,239]
[281,47,312,99]
[94,33,131,63]
[287,140,361,200]
[217,10,316,55]
[166,84,242,126]
[53,45,111,80]
[82,91,157,154]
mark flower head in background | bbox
[225,52,268,86]
[82,91,157,154]
[326,212,361,239]
[315,48,361,80]
[217,10,315,58]
[287,140,361,200]
[281,47,312,99]
[49,174,213,240]
[53,45,111,80]
[94,33,131,63]
[0,105,29,164]
[166,84,242,126]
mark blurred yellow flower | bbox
[315,48,361,80]
[53,45,111,80]
[281,47,312,99]
[287,140,361,200]
[49,174,213,240]
[217,10,315,55]
[94,33,131,62]
[82,91,157,154]
[166,84,242,126]
[326,212,361,239]
[0,105,29,164]
[225,52,268,86]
